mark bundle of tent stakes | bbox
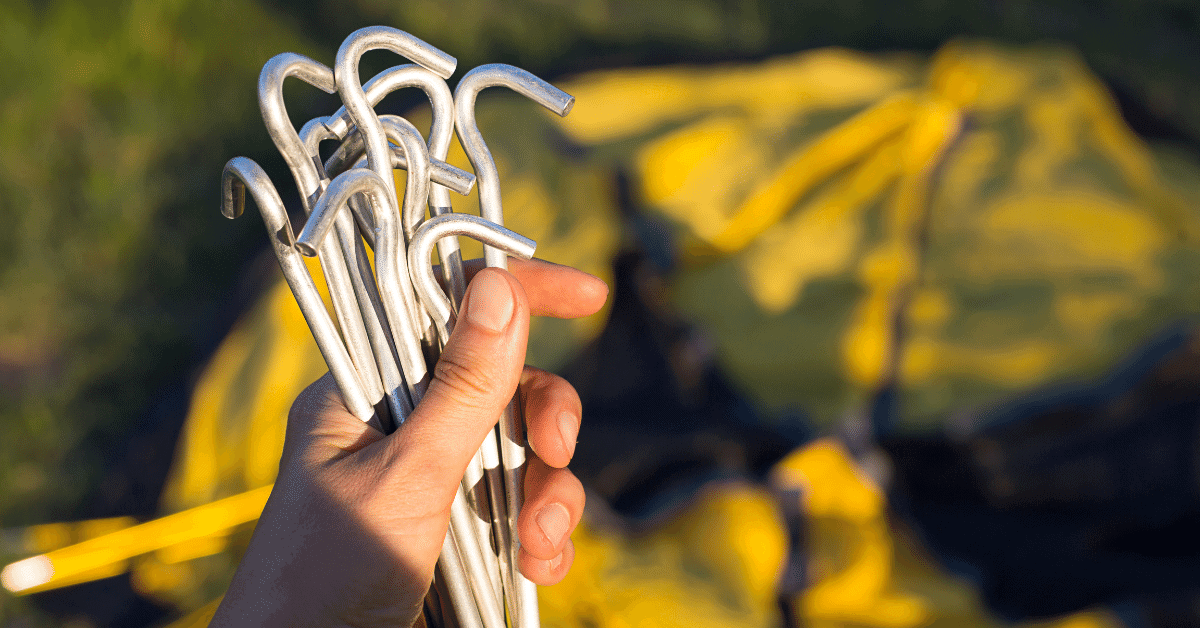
[220,25,574,628]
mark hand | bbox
[210,258,608,627]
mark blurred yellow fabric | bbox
[12,440,1125,628]
[12,39,1200,626]
[555,41,1200,424]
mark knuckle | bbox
[565,469,585,498]
[520,365,548,386]
[553,468,585,506]
[433,352,497,406]
[523,373,563,410]
[534,369,566,395]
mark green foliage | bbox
[0,0,319,526]
[264,0,1200,145]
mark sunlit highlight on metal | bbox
[453,63,573,627]
[220,157,376,425]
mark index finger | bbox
[456,257,608,319]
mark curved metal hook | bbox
[325,65,455,185]
[340,26,455,81]
[259,54,388,415]
[318,118,436,347]
[305,167,431,401]
[297,118,413,425]
[220,157,377,426]
[299,116,474,256]
[258,53,336,210]
[328,137,474,195]
[324,64,458,231]
[453,63,574,269]
[309,116,474,255]
[301,115,462,253]
[298,116,337,169]
[410,214,536,628]
[408,214,535,345]
[380,115,436,243]
[335,27,455,217]
[320,124,474,195]
[323,65,469,295]
[452,64,572,628]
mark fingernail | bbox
[558,411,577,459]
[547,551,564,570]
[535,502,570,549]
[466,271,514,333]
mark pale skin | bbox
[211,258,608,627]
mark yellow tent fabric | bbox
[141,438,1123,628]
[11,40,1200,626]
[553,42,1200,425]
[10,438,1125,628]
[146,439,1119,628]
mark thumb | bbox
[391,268,530,491]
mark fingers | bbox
[518,538,575,586]
[520,367,581,468]
[459,257,608,319]
[393,269,529,493]
[518,456,584,563]
[516,367,584,584]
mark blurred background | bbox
[2,0,1200,626]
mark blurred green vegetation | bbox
[0,0,307,524]
[0,0,1198,624]
[268,0,1200,143]
[0,2,313,621]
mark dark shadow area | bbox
[561,170,809,522]
[884,324,1200,621]
[29,575,169,628]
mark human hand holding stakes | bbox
[211,258,608,627]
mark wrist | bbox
[211,483,340,627]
